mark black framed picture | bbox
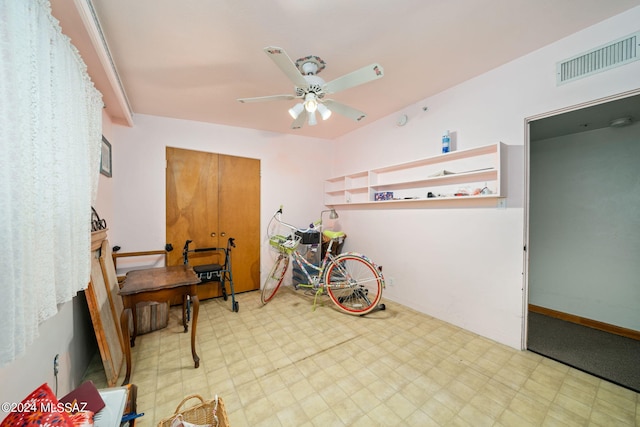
[100,136,112,177]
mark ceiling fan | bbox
[238,46,384,129]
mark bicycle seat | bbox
[323,230,345,240]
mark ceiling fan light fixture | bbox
[288,103,304,119]
[609,116,633,127]
[317,103,332,120]
[308,110,318,126]
[304,93,318,113]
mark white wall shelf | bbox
[324,142,505,206]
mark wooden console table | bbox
[119,265,201,383]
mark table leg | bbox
[130,303,138,347]
[191,294,200,368]
[182,294,188,333]
[120,308,132,386]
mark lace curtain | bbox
[0,0,103,366]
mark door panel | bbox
[166,147,220,267]
[219,154,261,293]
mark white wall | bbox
[529,122,640,330]
[329,7,640,349]
[108,114,335,276]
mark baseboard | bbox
[529,304,640,341]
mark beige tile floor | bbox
[85,287,640,426]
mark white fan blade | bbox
[322,99,367,122]
[291,109,307,129]
[323,63,384,94]
[264,46,309,88]
[238,94,296,103]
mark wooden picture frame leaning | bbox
[86,230,124,386]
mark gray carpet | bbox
[527,312,640,393]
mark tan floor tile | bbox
[458,403,496,426]
[399,381,431,407]
[469,393,507,419]
[420,396,457,425]
[333,377,362,397]
[275,402,308,427]
[522,377,558,403]
[350,387,382,413]
[385,392,417,420]
[300,392,330,419]
[545,401,589,426]
[331,397,366,425]
[592,395,637,425]
[243,395,274,426]
[508,391,550,425]
[367,402,404,425]
[366,378,399,402]
[498,408,540,427]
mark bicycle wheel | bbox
[324,253,383,315]
[261,254,289,304]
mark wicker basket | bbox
[157,394,229,427]
[268,233,300,254]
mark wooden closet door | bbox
[218,154,260,293]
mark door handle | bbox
[221,232,226,237]
[210,232,216,237]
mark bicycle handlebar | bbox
[271,206,324,234]
[272,206,302,234]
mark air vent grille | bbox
[557,32,639,85]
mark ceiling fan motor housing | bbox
[300,75,325,98]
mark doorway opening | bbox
[524,90,640,392]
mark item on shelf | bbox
[442,130,451,153]
[375,191,393,201]
[455,189,470,196]
[429,169,456,177]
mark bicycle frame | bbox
[263,206,385,315]
[289,236,341,309]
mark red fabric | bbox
[1,383,73,426]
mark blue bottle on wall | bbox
[442,130,450,153]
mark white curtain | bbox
[0,0,103,366]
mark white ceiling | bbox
[57,0,640,139]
